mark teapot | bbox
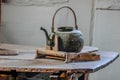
[41,6,84,52]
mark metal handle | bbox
[52,6,78,32]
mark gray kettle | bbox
[41,6,84,52]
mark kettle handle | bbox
[52,6,78,32]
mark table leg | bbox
[50,72,89,80]
[78,73,89,80]
[68,73,89,80]
[11,70,18,80]
[0,70,18,80]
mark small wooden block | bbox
[69,53,100,62]
[0,49,18,56]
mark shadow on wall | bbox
[0,32,8,43]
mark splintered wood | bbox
[36,48,100,63]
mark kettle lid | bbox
[58,27,73,32]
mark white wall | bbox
[92,3,120,80]
[93,10,120,51]
[68,0,93,45]
[1,0,93,46]
[1,4,69,47]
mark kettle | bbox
[41,6,84,52]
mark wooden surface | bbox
[0,43,119,73]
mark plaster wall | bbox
[1,0,93,46]
[91,0,120,80]
[1,4,68,47]
[91,10,120,80]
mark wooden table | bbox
[0,44,119,80]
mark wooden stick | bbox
[37,49,66,58]
[0,50,18,56]
[45,55,65,61]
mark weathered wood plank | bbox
[0,51,119,73]
[0,43,119,73]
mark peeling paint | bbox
[96,0,120,10]
[3,0,69,6]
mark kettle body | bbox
[56,26,84,52]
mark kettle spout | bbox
[40,27,55,49]
[40,27,49,41]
